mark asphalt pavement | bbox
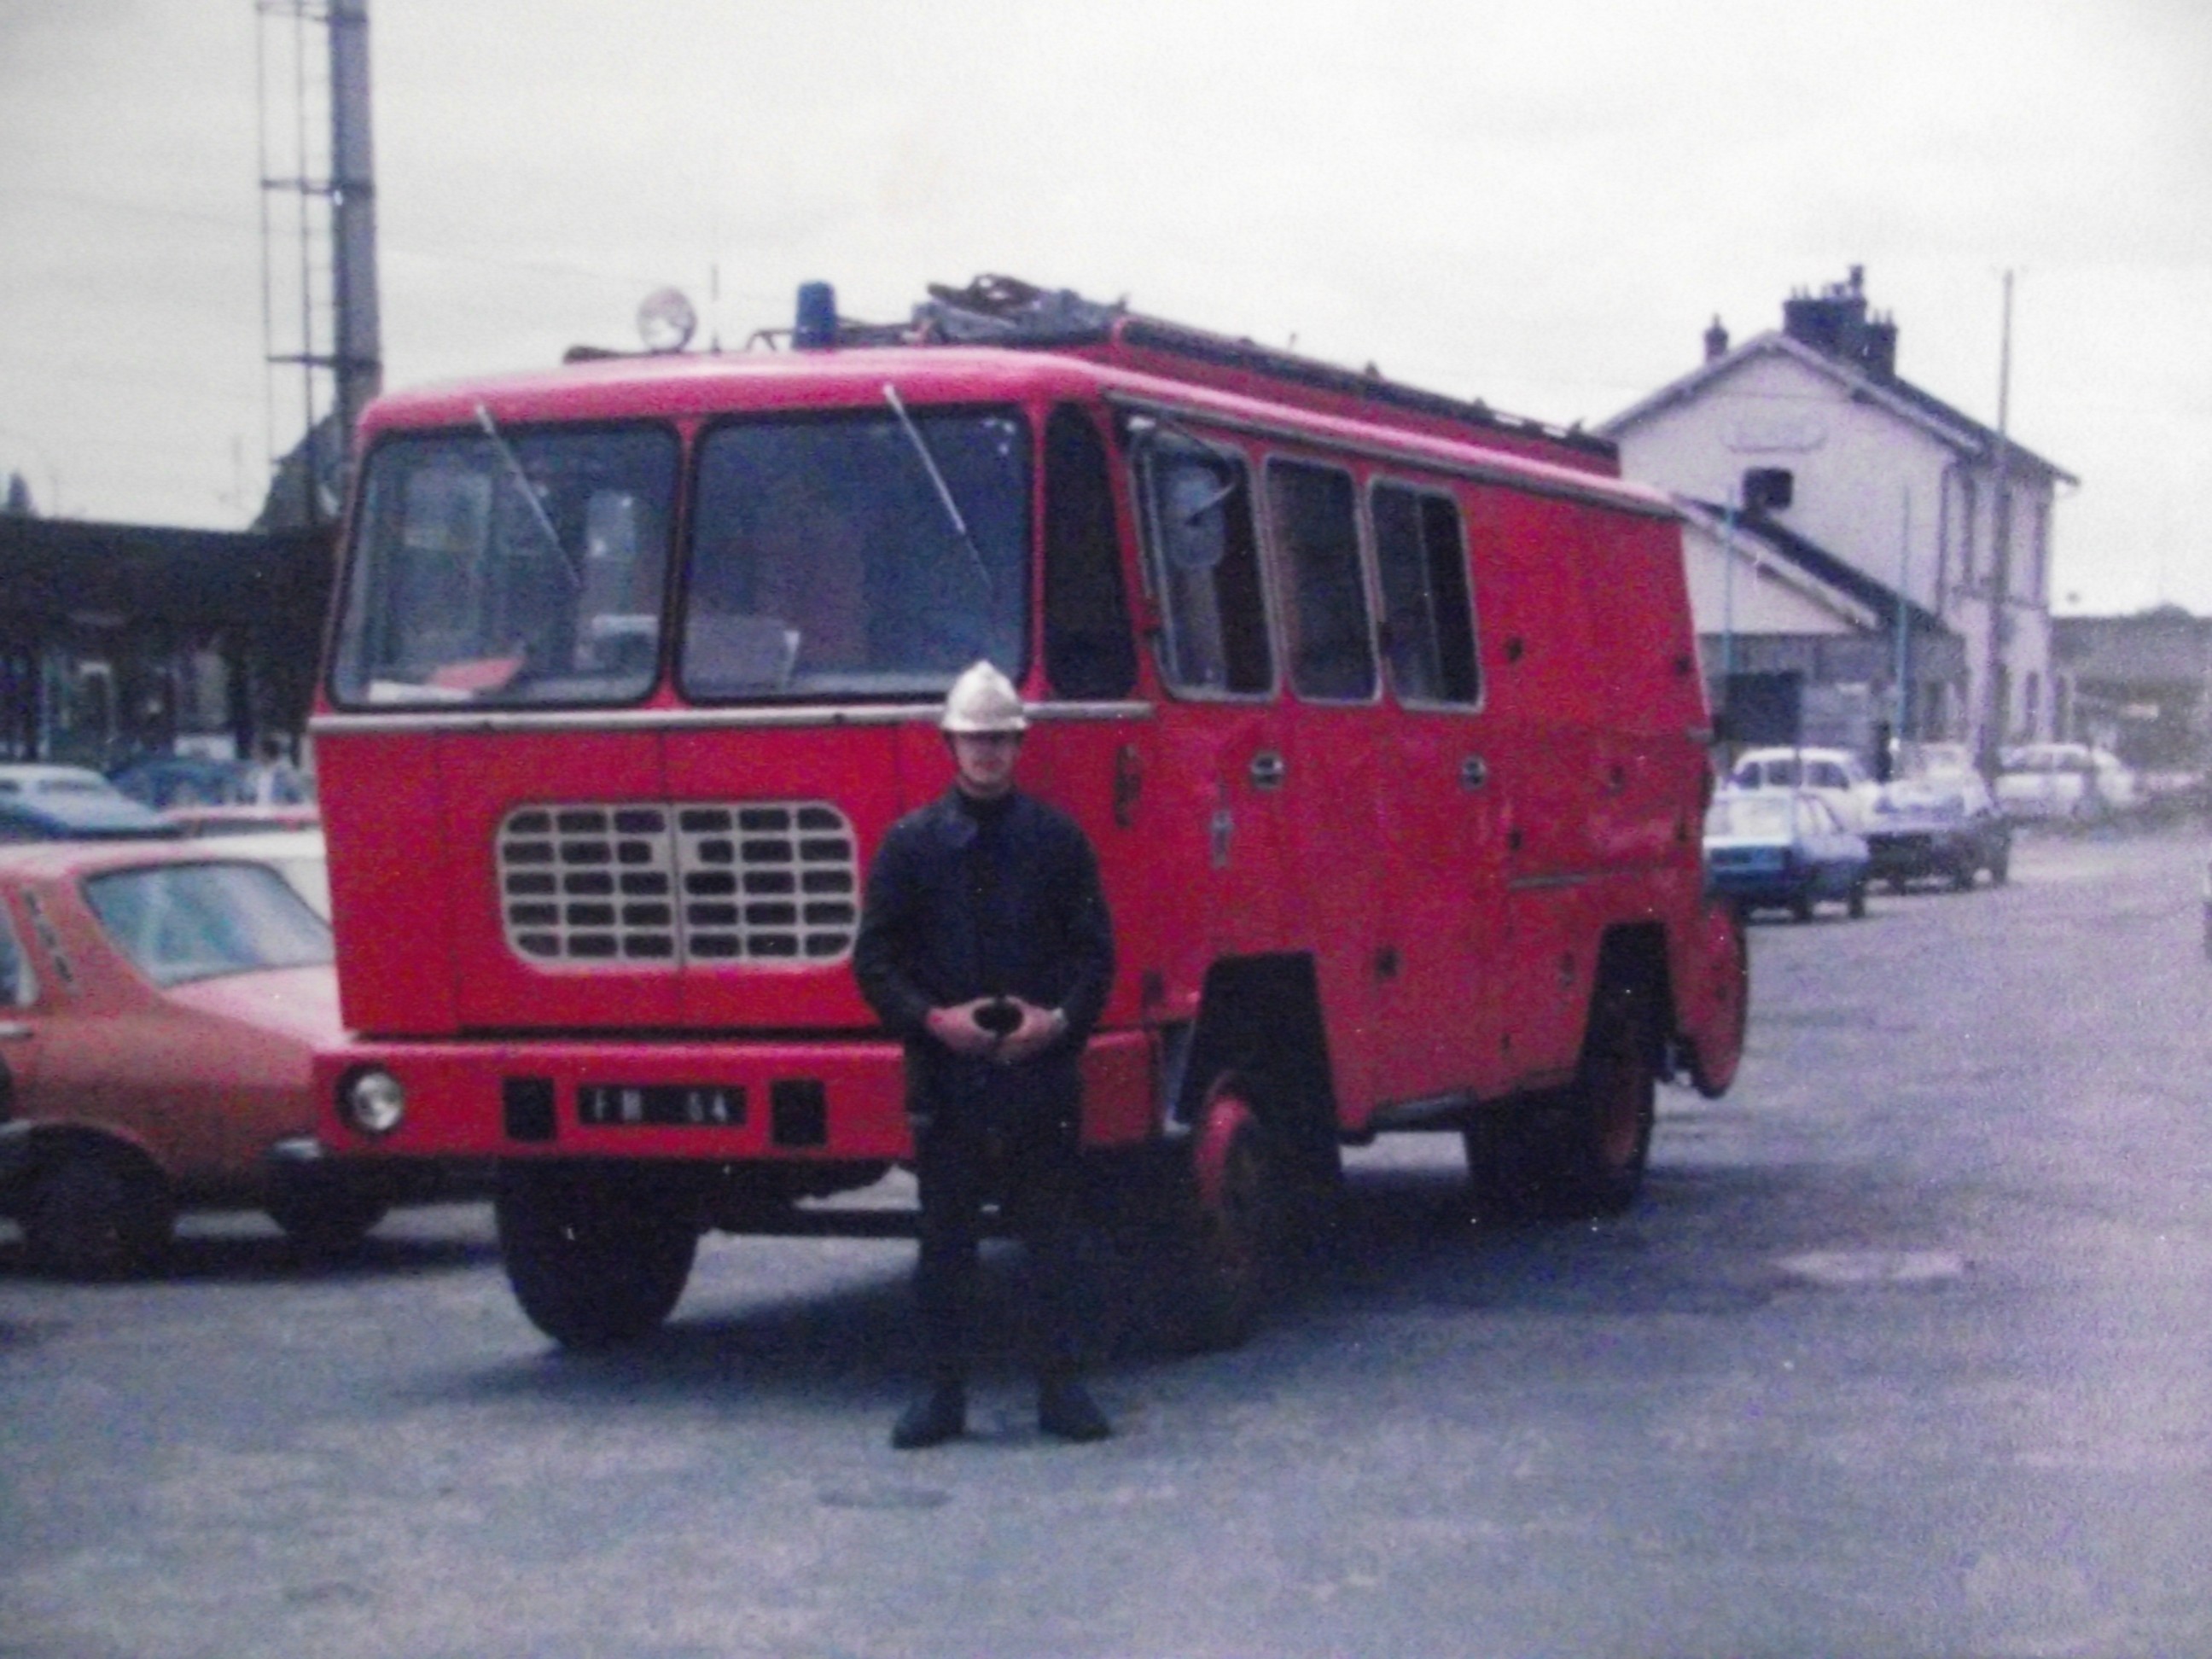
[3,824,2209,1658]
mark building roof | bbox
[1683,499,1950,638]
[2052,608,2212,682]
[1601,329,2077,486]
[0,516,331,627]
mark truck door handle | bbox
[0,1022,31,1041]
[1460,755,1488,789]
[1249,750,1286,790]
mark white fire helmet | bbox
[940,661,1028,735]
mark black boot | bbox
[1037,1376,1111,1442]
[890,1382,966,1450]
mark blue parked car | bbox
[1703,789,1869,922]
[0,765,180,842]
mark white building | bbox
[1601,269,2074,754]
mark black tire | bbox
[1990,848,2011,886]
[265,1182,390,1254]
[24,1149,175,1279]
[1886,876,1908,895]
[1464,1105,1554,1220]
[496,1162,698,1350]
[1167,1090,1284,1352]
[1540,974,1660,1218]
[1848,880,1869,918]
[1948,859,1975,893]
[1789,891,1815,923]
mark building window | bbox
[1742,469,1794,514]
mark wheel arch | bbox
[1592,922,1672,1070]
[1173,952,1339,1150]
[1,1121,169,1206]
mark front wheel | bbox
[496,1162,699,1349]
[1166,1086,1284,1352]
[23,1148,175,1279]
[1847,880,1869,918]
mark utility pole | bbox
[1894,486,1912,748]
[329,0,382,474]
[1976,271,2015,779]
[257,0,381,527]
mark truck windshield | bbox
[680,408,1030,701]
[329,423,679,707]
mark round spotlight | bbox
[637,287,697,353]
[341,1067,406,1137]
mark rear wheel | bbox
[1847,879,1869,918]
[1789,891,1815,923]
[1562,976,1659,1214]
[24,1148,175,1279]
[496,1162,699,1349]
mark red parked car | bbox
[0,838,416,1276]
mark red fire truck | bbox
[310,276,1746,1349]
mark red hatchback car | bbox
[0,838,416,1276]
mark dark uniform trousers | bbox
[912,1099,1090,1384]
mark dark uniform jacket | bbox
[853,788,1115,1135]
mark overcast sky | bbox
[3,0,2209,614]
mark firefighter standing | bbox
[853,661,1117,1447]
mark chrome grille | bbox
[497,801,859,966]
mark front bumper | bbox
[313,1030,1155,1162]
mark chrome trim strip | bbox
[311,700,1156,736]
[1107,391,1679,521]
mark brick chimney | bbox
[1703,315,1730,362]
[1782,265,1898,381]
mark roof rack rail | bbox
[904,274,1614,463]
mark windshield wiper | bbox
[473,403,582,590]
[882,383,993,594]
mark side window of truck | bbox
[1266,459,1376,702]
[1371,482,1479,707]
[1136,436,1272,696]
[1043,405,1138,700]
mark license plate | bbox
[577,1084,747,1127]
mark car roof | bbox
[1735,747,1857,764]
[186,830,326,863]
[0,835,315,884]
[0,763,117,791]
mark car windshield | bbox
[680,408,1031,701]
[1707,795,1793,838]
[84,861,334,987]
[329,422,680,707]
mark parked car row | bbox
[1706,762,2014,919]
[1,760,318,843]
[0,830,439,1278]
[1994,742,2139,824]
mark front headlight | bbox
[340,1067,406,1137]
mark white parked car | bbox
[1995,743,2138,823]
[1726,747,1883,832]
